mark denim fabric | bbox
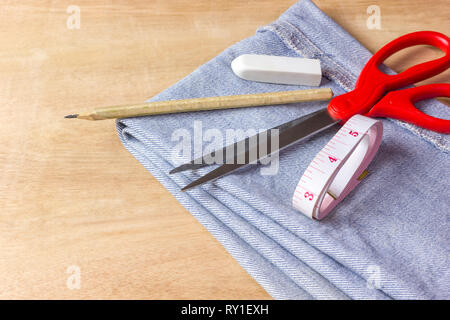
[117,0,449,299]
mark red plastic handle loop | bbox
[328,31,450,125]
[367,83,450,134]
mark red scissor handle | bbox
[367,83,450,133]
[328,31,450,132]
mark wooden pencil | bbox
[65,88,333,120]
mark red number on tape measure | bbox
[304,192,314,201]
[349,130,359,137]
[329,156,337,163]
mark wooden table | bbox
[0,0,448,299]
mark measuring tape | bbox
[292,114,383,220]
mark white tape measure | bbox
[292,114,383,220]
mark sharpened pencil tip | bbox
[64,114,78,119]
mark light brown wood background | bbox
[0,0,448,299]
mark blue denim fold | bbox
[117,0,450,299]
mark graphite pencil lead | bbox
[64,114,79,119]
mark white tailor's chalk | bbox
[231,54,322,86]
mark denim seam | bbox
[261,22,357,91]
[260,22,450,153]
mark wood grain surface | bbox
[0,0,448,299]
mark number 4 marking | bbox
[329,156,337,163]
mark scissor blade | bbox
[170,163,208,174]
[180,109,339,191]
[181,164,243,191]
[275,108,338,151]
[171,109,337,174]
[170,136,252,174]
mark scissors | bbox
[170,31,450,191]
